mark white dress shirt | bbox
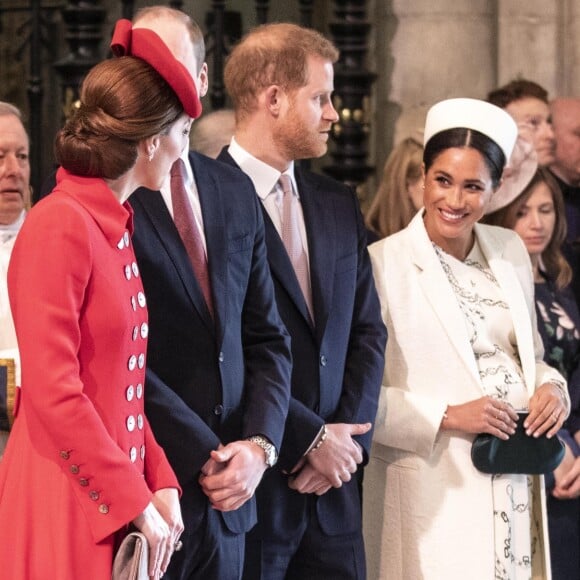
[227,137,310,263]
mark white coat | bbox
[363,211,569,580]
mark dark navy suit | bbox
[219,150,387,579]
[129,151,292,580]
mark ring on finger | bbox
[174,540,183,552]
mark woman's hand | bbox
[525,382,567,438]
[442,396,518,439]
[553,455,580,500]
[152,488,184,571]
[131,501,172,579]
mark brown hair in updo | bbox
[55,56,183,179]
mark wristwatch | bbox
[247,435,278,468]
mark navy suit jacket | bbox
[129,151,292,534]
[218,149,387,537]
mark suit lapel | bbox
[190,153,226,344]
[132,185,214,334]
[261,208,315,329]
[476,224,535,397]
[296,170,333,337]
[218,149,315,330]
[409,214,482,387]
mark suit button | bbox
[128,355,137,371]
[137,414,144,430]
[213,404,223,416]
[140,322,148,339]
[59,451,70,460]
[124,232,130,247]
[136,383,143,399]
[79,478,89,487]
[89,490,100,501]
[126,415,136,432]
[218,352,224,363]
[124,265,132,280]
[98,504,109,515]
[70,464,80,475]
[320,355,327,367]
[129,447,137,463]
[132,262,139,277]
[140,445,146,460]
[137,353,145,369]
[132,326,139,341]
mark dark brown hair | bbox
[224,23,339,120]
[424,128,506,188]
[485,168,571,289]
[487,79,549,109]
[55,56,183,179]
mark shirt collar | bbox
[228,137,296,200]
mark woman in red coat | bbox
[0,27,201,579]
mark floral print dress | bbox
[435,238,541,580]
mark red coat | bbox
[0,170,179,579]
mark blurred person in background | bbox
[365,135,424,240]
[0,102,30,459]
[485,166,580,580]
[488,78,556,167]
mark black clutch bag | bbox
[471,412,565,475]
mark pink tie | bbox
[279,174,313,320]
[170,159,214,317]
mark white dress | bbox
[435,239,539,579]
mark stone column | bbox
[369,0,497,178]
[496,0,559,95]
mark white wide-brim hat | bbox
[424,98,518,161]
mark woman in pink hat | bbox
[363,98,570,579]
[486,168,580,580]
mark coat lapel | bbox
[409,213,482,387]
[476,224,536,397]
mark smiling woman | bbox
[363,98,570,580]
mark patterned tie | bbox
[170,159,214,317]
[279,174,313,320]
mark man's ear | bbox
[198,62,209,99]
[265,85,283,116]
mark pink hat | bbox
[484,135,538,214]
[111,19,202,119]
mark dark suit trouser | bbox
[243,495,366,580]
[547,494,580,580]
[165,497,244,580]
